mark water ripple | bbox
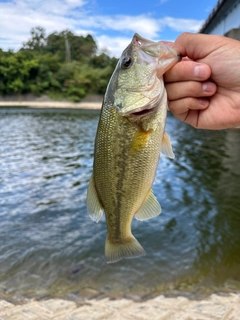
[0,109,240,299]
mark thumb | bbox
[173,32,223,60]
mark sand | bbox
[0,101,102,110]
[0,292,239,319]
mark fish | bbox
[87,33,181,263]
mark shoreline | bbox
[0,291,240,319]
[0,101,102,110]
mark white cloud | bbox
[0,0,86,50]
[93,15,160,39]
[66,0,86,7]
[96,35,132,57]
[159,17,204,33]
[0,0,203,56]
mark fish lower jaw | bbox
[127,97,160,118]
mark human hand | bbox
[164,33,240,130]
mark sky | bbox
[0,0,217,57]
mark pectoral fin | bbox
[135,189,161,221]
[86,175,103,223]
[161,132,175,159]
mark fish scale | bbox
[87,33,181,263]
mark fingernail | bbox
[194,65,207,78]
[199,98,208,107]
[202,82,215,93]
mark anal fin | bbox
[135,189,161,221]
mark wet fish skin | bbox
[87,33,180,263]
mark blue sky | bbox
[0,0,217,57]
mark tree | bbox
[0,26,117,100]
[22,26,47,52]
[89,52,117,69]
[46,30,97,62]
[0,51,38,94]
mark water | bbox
[0,108,240,301]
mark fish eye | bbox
[121,56,133,69]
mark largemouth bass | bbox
[87,33,180,263]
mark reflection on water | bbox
[0,108,240,301]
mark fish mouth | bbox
[127,96,160,118]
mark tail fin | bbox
[105,235,146,263]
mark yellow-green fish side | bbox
[87,33,180,263]
[99,103,164,261]
[87,100,170,263]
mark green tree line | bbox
[0,27,118,101]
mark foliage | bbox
[0,27,118,101]
[0,50,38,94]
[22,26,47,52]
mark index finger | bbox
[164,60,211,83]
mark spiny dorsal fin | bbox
[161,132,175,159]
[135,189,161,221]
[86,175,103,223]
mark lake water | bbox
[0,108,240,302]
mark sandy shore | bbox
[0,292,240,319]
[0,101,102,110]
